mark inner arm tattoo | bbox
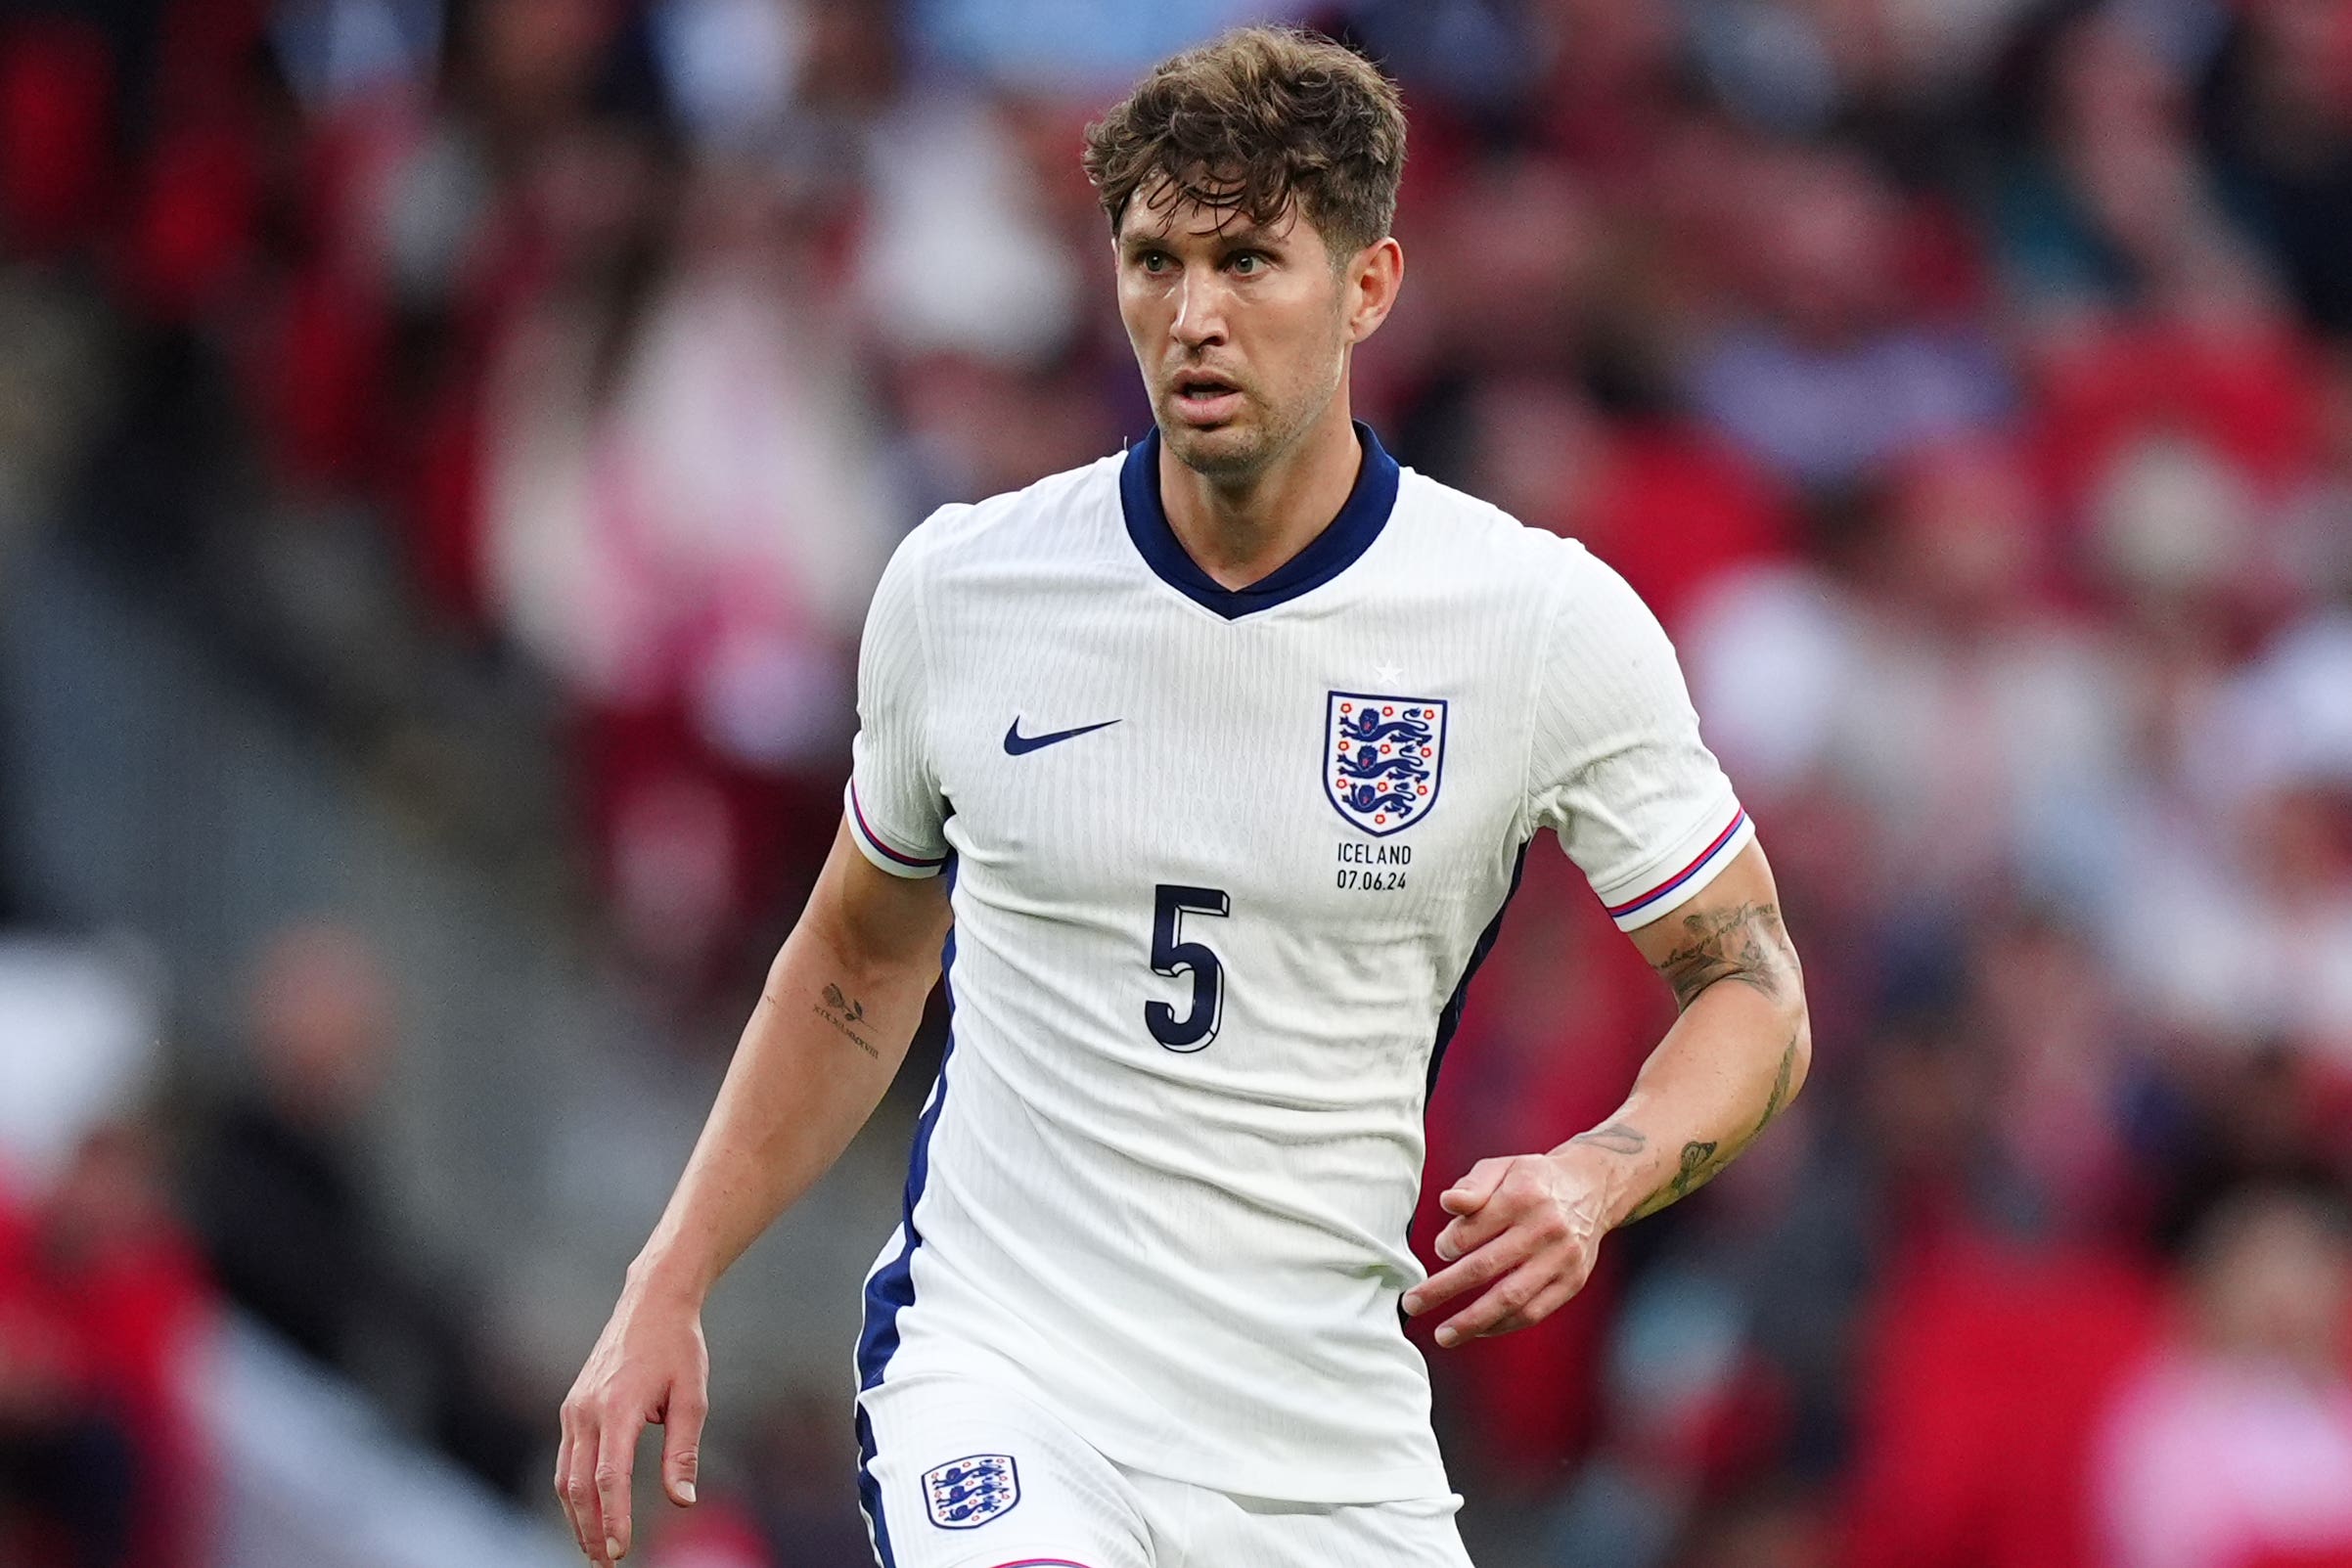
[1556,903,1806,1223]
[811,982,880,1060]
[1569,1122,1648,1155]
[1626,1027,1803,1221]
[1651,901,1796,1012]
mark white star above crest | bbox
[1372,660,1403,685]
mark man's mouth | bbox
[1171,374,1244,423]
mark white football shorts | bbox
[855,1372,1475,1568]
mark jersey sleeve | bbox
[1526,545,1754,931]
[843,522,952,878]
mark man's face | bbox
[1114,185,1361,480]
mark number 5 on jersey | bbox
[1147,884,1230,1052]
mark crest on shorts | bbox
[923,1453,1019,1530]
[1325,693,1446,836]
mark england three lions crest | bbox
[1326,693,1447,836]
[922,1453,1018,1530]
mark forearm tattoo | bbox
[1651,901,1797,1012]
[1569,1122,1648,1155]
[812,982,880,1060]
[1625,1026,1803,1221]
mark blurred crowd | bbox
[2,0,2352,1565]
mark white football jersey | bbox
[847,425,1752,1504]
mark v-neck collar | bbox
[1118,421,1401,620]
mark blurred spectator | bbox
[1686,147,2010,493]
[1686,437,2129,913]
[1986,8,2277,326]
[185,921,395,1369]
[1829,440,2122,904]
[2095,1186,2352,1568]
[478,93,905,991]
[0,1123,216,1568]
[854,87,1080,369]
[2202,0,2352,336]
[2104,591,2352,1062]
[1971,909,2149,1232]
[184,920,539,1497]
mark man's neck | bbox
[1158,399,1364,591]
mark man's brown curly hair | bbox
[1081,26,1406,259]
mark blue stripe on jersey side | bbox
[854,864,958,1567]
[855,1405,895,1568]
[1120,421,1401,620]
[1425,843,1530,1103]
[853,1039,948,1390]
[857,894,957,1391]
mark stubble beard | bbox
[1157,379,1327,484]
[1162,412,1275,480]
[1153,325,1349,484]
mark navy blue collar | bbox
[1119,421,1401,620]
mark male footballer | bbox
[558,26,1809,1568]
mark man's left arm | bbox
[1403,840,1809,1346]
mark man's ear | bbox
[1346,237,1405,346]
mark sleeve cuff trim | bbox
[1603,806,1749,926]
[847,781,948,874]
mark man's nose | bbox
[1171,267,1229,346]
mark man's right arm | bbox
[556,820,951,1566]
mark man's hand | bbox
[551,825,948,1562]
[1402,1146,1624,1347]
[1406,844,1810,1350]
[556,1277,708,1564]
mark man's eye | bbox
[1139,252,1168,273]
[1230,252,1263,274]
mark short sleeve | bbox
[844,522,952,877]
[1527,546,1754,931]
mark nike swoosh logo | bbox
[1004,716,1121,755]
